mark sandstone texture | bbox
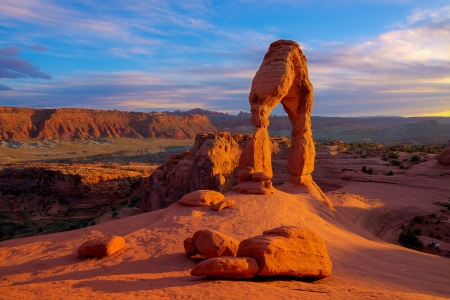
[235,39,315,193]
[438,140,450,166]
[0,106,216,140]
[237,226,332,278]
[178,190,225,206]
[191,257,259,279]
[212,200,235,211]
[140,132,250,212]
[77,236,125,257]
[191,230,240,258]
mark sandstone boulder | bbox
[438,140,450,166]
[192,230,239,258]
[183,237,200,256]
[237,226,332,278]
[178,190,225,206]
[77,236,125,257]
[191,257,259,279]
[212,200,236,211]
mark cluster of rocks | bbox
[185,226,332,279]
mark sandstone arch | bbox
[235,40,315,194]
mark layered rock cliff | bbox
[0,106,217,140]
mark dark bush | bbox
[390,160,401,166]
[385,170,394,176]
[410,155,421,164]
[399,228,423,248]
[413,216,424,224]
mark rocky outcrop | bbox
[191,257,259,279]
[237,226,332,278]
[77,236,125,257]
[212,200,235,211]
[140,132,250,212]
[0,106,216,140]
[438,140,450,166]
[235,39,316,193]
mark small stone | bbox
[212,200,236,211]
[77,236,125,257]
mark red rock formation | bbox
[140,132,250,212]
[235,39,315,193]
[438,140,450,166]
[177,190,225,206]
[0,106,216,140]
[191,257,259,279]
[237,226,332,278]
[77,236,125,257]
[192,229,240,258]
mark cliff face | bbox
[0,164,152,212]
[0,107,217,140]
[140,132,251,212]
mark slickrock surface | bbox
[438,140,450,165]
[191,257,259,279]
[177,190,225,206]
[77,236,125,257]
[237,226,332,278]
[236,40,315,191]
[192,229,240,258]
[141,132,250,212]
[0,106,216,140]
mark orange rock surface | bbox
[191,257,259,279]
[177,190,225,206]
[237,226,332,278]
[77,236,125,257]
[192,229,240,258]
[0,106,216,140]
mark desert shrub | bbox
[367,168,373,174]
[429,213,436,218]
[413,228,422,235]
[341,168,348,171]
[435,234,442,240]
[429,232,434,237]
[413,216,424,224]
[385,170,394,176]
[361,166,367,173]
[388,152,399,159]
[390,160,401,166]
[410,155,421,164]
[399,228,423,248]
[381,157,388,161]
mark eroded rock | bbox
[237,226,332,278]
[212,200,236,211]
[191,257,259,279]
[192,230,240,258]
[178,190,225,206]
[183,237,200,256]
[77,236,125,257]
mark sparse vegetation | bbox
[398,228,423,249]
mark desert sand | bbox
[1,180,450,299]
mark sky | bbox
[0,0,449,117]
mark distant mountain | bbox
[0,107,216,140]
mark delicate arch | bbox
[235,40,315,194]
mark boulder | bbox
[77,236,125,257]
[237,226,332,278]
[212,200,236,211]
[191,257,259,279]
[178,190,225,206]
[192,230,239,258]
[438,140,450,166]
[183,237,200,256]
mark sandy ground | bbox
[1,180,450,299]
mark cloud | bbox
[29,45,46,51]
[0,45,51,91]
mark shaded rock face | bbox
[438,140,450,166]
[140,132,250,212]
[0,106,216,140]
[237,226,332,278]
[237,40,315,190]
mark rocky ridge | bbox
[0,106,216,140]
